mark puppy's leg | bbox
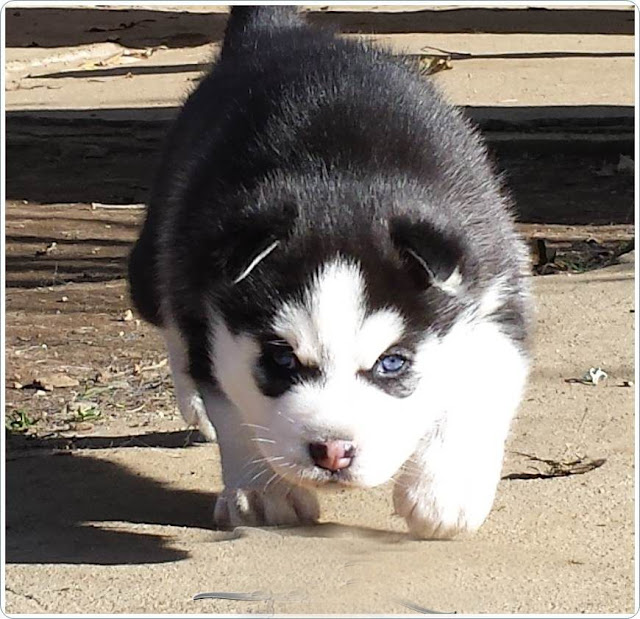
[200,386,320,528]
[162,324,217,441]
[393,323,528,539]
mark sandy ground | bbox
[4,226,636,614]
[3,4,638,616]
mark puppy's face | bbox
[212,257,456,488]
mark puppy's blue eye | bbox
[376,354,408,376]
[272,349,298,370]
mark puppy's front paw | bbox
[213,482,320,528]
[393,474,494,540]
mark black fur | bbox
[128,6,530,388]
[255,340,323,398]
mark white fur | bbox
[162,323,217,441]
[200,386,320,527]
[356,309,406,370]
[477,275,512,318]
[209,258,528,537]
[393,313,529,539]
[213,258,420,488]
[162,332,319,526]
[436,266,463,295]
[272,259,405,369]
[404,248,463,295]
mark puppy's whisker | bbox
[240,455,285,474]
[264,471,280,492]
[251,437,276,444]
[248,467,271,485]
[241,423,272,433]
[276,410,296,425]
[240,462,258,474]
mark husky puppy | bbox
[128,6,531,539]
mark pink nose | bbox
[308,440,356,471]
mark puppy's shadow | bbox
[6,445,218,565]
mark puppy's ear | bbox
[221,202,298,284]
[390,216,463,293]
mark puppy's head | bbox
[208,201,475,488]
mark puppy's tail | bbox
[223,6,303,53]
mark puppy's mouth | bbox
[297,466,357,487]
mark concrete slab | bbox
[4,255,635,614]
[5,5,635,115]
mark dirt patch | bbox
[4,203,179,442]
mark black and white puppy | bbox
[128,6,531,539]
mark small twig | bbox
[396,598,456,614]
[125,404,145,414]
[138,358,168,373]
[193,591,271,602]
[91,202,145,210]
[420,44,471,60]
[5,586,47,610]
[503,454,606,480]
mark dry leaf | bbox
[32,373,80,391]
[418,55,453,76]
[35,242,57,257]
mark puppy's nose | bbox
[308,440,356,471]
